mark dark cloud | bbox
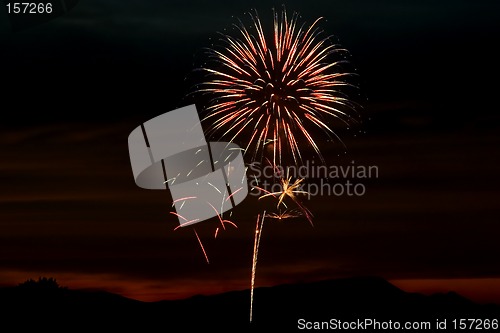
[0,121,498,301]
[2,0,500,124]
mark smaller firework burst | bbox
[265,209,302,221]
[259,176,308,207]
[258,176,314,226]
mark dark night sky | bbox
[1,0,500,303]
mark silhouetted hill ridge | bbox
[0,276,497,331]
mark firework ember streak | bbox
[128,104,249,226]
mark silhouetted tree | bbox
[17,277,65,290]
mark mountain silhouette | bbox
[0,276,498,332]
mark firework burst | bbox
[194,8,360,166]
[265,209,302,220]
[258,176,314,226]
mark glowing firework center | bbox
[128,105,248,226]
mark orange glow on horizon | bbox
[390,278,500,305]
[1,269,499,304]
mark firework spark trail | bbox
[186,7,360,321]
[170,212,200,229]
[293,196,314,226]
[195,8,359,166]
[207,202,238,230]
[225,186,244,202]
[250,211,266,323]
[171,197,239,261]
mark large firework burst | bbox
[194,8,360,166]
